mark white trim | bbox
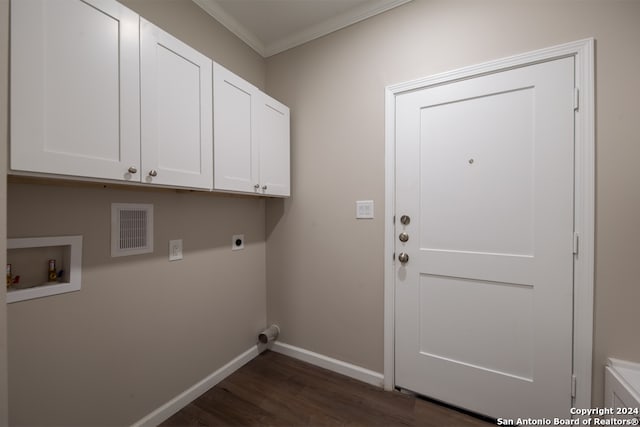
[192,0,266,56]
[193,0,412,58]
[571,38,596,409]
[383,86,397,391]
[384,38,595,408]
[272,341,384,388]
[263,0,413,58]
[608,358,640,373]
[7,235,83,303]
[132,345,261,427]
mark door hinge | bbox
[571,374,577,398]
[573,232,579,255]
[574,87,580,111]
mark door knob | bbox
[398,252,409,264]
[148,170,158,177]
[399,232,409,242]
[400,215,410,225]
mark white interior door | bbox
[395,57,575,419]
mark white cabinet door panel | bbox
[213,64,290,196]
[140,18,213,190]
[258,94,290,197]
[213,63,259,193]
[11,0,140,181]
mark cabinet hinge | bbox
[574,87,580,111]
[393,215,396,224]
[573,232,579,255]
[571,374,577,398]
[392,252,396,261]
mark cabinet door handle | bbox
[262,185,267,191]
[148,170,158,177]
[254,184,260,189]
[128,166,138,174]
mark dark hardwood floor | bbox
[160,350,494,426]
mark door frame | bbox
[383,39,595,409]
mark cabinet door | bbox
[258,94,290,197]
[140,19,213,189]
[11,0,140,181]
[213,63,260,193]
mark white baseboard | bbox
[132,345,261,427]
[272,341,384,388]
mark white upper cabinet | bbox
[140,18,213,190]
[213,63,259,194]
[11,0,141,181]
[257,94,290,197]
[11,0,289,196]
[213,64,290,197]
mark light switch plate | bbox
[356,200,374,219]
[169,239,183,261]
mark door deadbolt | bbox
[399,232,409,242]
[398,252,409,264]
[400,215,410,225]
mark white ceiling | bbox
[192,0,412,57]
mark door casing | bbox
[383,38,595,409]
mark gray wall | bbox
[4,1,268,425]
[265,0,640,406]
[8,184,266,425]
[0,0,8,423]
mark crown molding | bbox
[192,0,266,56]
[264,0,412,57]
[193,0,412,58]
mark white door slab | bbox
[395,57,575,419]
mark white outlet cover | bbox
[169,239,183,261]
[232,234,245,251]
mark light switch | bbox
[356,200,374,219]
[169,239,183,261]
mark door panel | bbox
[395,57,575,419]
[11,0,140,180]
[140,18,213,189]
[213,63,259,193]
[258,94,291,197]
[420,88,534,255]
[419,275,534,381]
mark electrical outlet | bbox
[169,239,183,261]
[232,234,244,251]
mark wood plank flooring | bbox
[160,350,494,426]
